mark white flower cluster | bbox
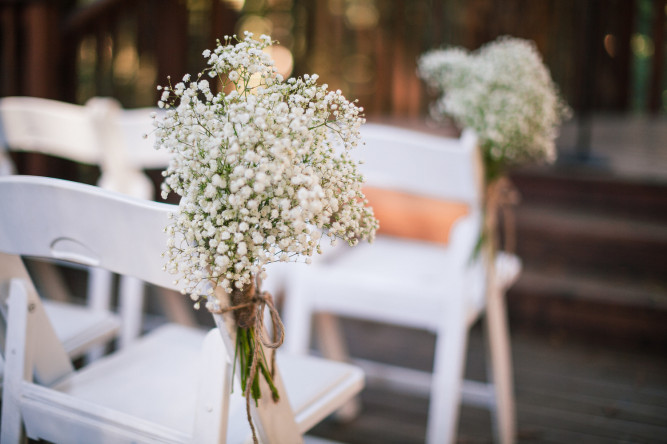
[418,36,570,178]
[154,33,378,305]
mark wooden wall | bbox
[0,0,663,113]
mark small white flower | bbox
[417,36,570,177]
[155,33,378,300]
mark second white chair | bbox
[282,123,520,444]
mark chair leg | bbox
[86,267,114,361]
[281,277,314,355]
[118,275,145,348]
[193,330,231,443]
[27,260,70,302]
[158,287,198,327]
[314,313,361,421]
[314,313,348,361]
[1,281,31,444]
[427,311,468,444]
[484,279,516,444]
[87,267,113,311]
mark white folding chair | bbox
[0,96,194,354]
[0,175,364,444]
[282,123,521,444]
[0,96,122,361]
[87,97,198,344]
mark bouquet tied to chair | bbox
[417,36,571,255]
[154,33,378,441]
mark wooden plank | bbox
[37,262,667,444]
[516,386,667,428]
[515,400,667,443]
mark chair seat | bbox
[280,348,365,433]
[296,235,486,331]
[29,324,363,442]
[43,300,121,359]
[48,324,204,438]
[0,301,120,384]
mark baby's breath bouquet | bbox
[417,36,570,181]
[418,37,570,256]
[154,33,377,439]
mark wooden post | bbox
[649,0,666,113]
[0,3,21,96]
[23,0,60,99]
[22,0,61,176]
[155,0,188,86]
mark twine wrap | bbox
[484,176,520,255]
[212,276,285,444]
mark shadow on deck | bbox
[309,318,667,444]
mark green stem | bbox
[233,326,281,403]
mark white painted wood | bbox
[0,96,194,357]
[84,266,115,361]
[89,97,201,339]
[117,275,145,348]
[427,277,468,444]
[0,148,14,175]
[0,175,365,444]
[85,97,154,352]
[212,286,302,444]
[0,96,131,360]
[193,329,231,444]
[115,105,171,170]
[1,279,31,444]
[0,96,102,164]
[336,358,494,408]
[0,254,75,385]
[282,124,519,444]
[484,260,517,444]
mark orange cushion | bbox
[363,187,469,245]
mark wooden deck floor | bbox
[14,266,667,444]
[307,318,667,444]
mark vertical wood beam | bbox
[155,0,188,86]
[649,0,666,113]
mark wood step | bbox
[510,167,667,223]
[513,204,667,281]
[512,268,667,310]
[507,269,667,348]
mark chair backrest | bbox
[0,175,173,389]
[0,175,174,289]
[0,96,166,199]
[354,123,482,245]
[0,175,299,442]
[357,123,483,205]
[0,96,103,167]
[115,105,171,170]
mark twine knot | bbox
[210,276,284,444]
